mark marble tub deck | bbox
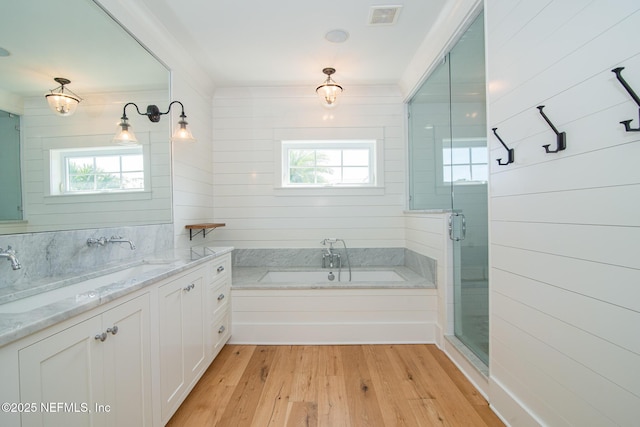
[0,246,233,347]
[233,266,434,290]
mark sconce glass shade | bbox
[45,78,81,116]
[113,117,138,145]
[171,116,196,142]
[316,68,343,109]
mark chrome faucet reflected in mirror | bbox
[0,246,21,270]
[87,236,136,250]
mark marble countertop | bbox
[0,246,233,348]
[233,266,435,290]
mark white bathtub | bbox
[259,269,405,283]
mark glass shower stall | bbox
[407,12,488,365]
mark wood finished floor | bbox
[167,344,504,427]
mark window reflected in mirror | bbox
[50,146,146,195]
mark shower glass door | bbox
[449,12,488,365]
[408,12,488,365]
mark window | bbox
[281,140,376,187]
[442,139,488,183]
[50,146,144,194]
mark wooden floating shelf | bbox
[185,223,225,241]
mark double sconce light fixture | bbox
[45,77,82,116]
[113,100,196,145]
[316,67,343,109]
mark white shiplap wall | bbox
[405,212,451,340]
[486,1,640,425]
[97,0,216,249]
[212,86,406,248]
[171,75,216,248]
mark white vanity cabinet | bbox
[0,250,233,427]
[157,265,207,423]
[18,293,152,427]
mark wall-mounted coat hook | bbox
[537,105,566,153]
[492,127,514,165]
[612,67,640,132]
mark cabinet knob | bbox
[107,326,119,335]
[183,283,195,292]
[94,332,107,342]
[217,266,225,273]
[217,293,225,301]
[218,325,226,334]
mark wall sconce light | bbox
[45,77,82,116]
[316,67,343,109]
[113,100,196,145]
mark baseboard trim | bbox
[439,336,489,399]
[489,377,543,427]
[229,322,437,345]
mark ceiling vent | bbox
[368,5,402,25]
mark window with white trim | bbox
[281,140,376,187]
[50,146,144,194]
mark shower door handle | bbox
[449,213,466,241]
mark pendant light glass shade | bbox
[45,78,81,116]
[316,68,343,109]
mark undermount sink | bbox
[0,261,174,314]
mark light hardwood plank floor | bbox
[167,345,504,427]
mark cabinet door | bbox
[102,294,151,427]
[158,279,186,413]
[183,275,205,377]
[19,316,105,427]
[158,268,205,421]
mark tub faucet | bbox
[321,239,341,269]
[107,236,136,250]
[0,246,21,270]
[320,238,351,281]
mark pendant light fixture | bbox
[316,68,343,109]
[45,77,82,116]
[113,100,196,145]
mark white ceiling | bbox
[0,0,453,103]
[140,0,448,88]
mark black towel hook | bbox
[612,67,640,132]
[492,127,514,165]
[537,105,567,153]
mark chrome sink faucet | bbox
[87,236,108,247]
[0,246,22,270]
[87,235,136,250]
[107,236,136,250]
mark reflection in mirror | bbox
[0,0,171,235]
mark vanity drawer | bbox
[210,254,231,282]
[208,276,231,320]
[210,309,231,354]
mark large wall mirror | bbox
[0,0,171,235]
